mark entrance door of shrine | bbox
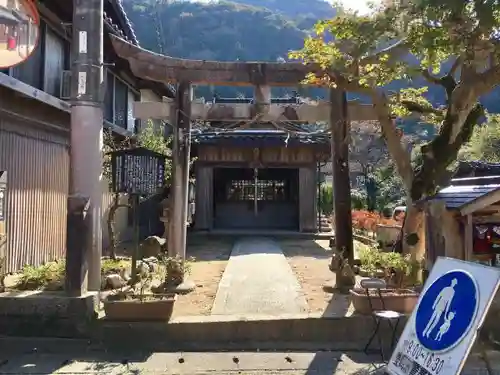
[213,167,298,230]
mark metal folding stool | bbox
[361,278,403,361]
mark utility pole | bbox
[330,88,354,265]
[68,0,104,292]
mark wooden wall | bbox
[194,165,213,230]
[299,166,318,232]
[198,145,325,164]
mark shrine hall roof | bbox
[191,129,330,147]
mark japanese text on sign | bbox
[111,150,166,196]
[391,338,445,375]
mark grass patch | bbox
[16,260,65,291]
[12,258,132,291]
[101,258,131,276]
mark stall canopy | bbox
[423,176,500,216]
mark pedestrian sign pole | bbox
[387,257,500,375]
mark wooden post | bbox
[170,81,195,292]
[329,88,354,264]
[179,82,192,260]
[0,171,7,293]
[465,214,473,261]
[70,0,104,291]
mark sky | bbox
[192,0,382,14]
[330,0,380,15]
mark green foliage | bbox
[13,258,131,291]
[358,246,412,282]
[319,185,333,215]
[351,188,367,210]
[16,261,65,290]
[373,162,405,211]
[319,185,369,214]
[460,115,500,163]
[137,121,172,185]
[290,0,500,208]
[103,120,171,186]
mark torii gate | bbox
[109,35,378,288]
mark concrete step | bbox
[0,313,404,352]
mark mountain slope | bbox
[124,0,306,61]
[123,0,500,114]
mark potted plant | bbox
[350,247,420,315]
[103,259,177,321]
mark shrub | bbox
[351,209,403,233]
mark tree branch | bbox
[470,63,500,98]
[370,92,414,190]
[421,69,443,86]
[360,39,410,67]
[448,56,462,77]
[401,100,444,116]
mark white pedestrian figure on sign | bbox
[423,278,457,339]
[435,311,455,341]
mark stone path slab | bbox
[211,237,308,316]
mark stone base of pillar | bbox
[169,279,196,295]
[0,291,99,337]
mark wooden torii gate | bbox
[109,35,378,288]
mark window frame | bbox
[105,70,141,132]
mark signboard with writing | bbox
[110,148,166,196]
[0,171,6,222]
[387,257,500,375]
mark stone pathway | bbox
[211,237,308,315]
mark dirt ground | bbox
[172,237,233,317]
[280,239,366,317]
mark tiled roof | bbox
[191,129,330,147]
[104,0,139,45]
[429,184,500,209]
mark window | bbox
[43,27,68,97]
[104,71,140,131]
[113,77,128,127]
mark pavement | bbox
[1,344,500,374]
[211,238,308,315]
[0,349,386,374]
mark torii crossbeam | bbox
[111,34,377,123]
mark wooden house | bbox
[191,128,330,232]
[423,174,500,269]
[0,0,173,272]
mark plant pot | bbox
[103,293,177,321]
[349,288,419,315]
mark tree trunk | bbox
[106,194,130,260]
[401,203,425,259]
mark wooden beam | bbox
[110,35,316,86]
[133,100,377,123]
[0,72,70,113]
[464,214,473,261]
[460,189,500,216]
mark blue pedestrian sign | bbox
[387,257,500,375]
[414,270,478,352]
